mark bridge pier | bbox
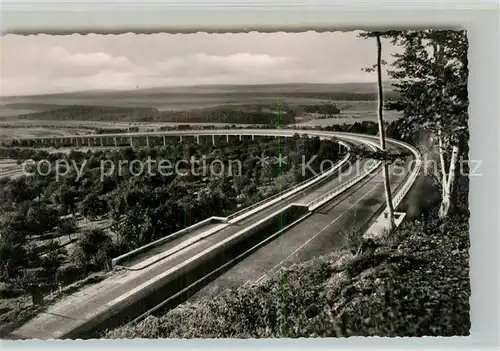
[163,136,167,146]
[212,135,215,146]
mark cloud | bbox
[0,32,399,96]
[47,46,133,69]
[2,50,296,95]
[196,53,289,67]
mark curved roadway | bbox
[8,129,417,340]
[190,138,412,302]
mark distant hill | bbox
[1,82,395,101]
[1,82,397,107]
[12,105,161,121]
[0,82,399,122]
[8,104,296,125]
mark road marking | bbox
[255,177,382,284]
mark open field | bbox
[296,108,402,126]
[0,121,254,144]
[0,83,400,126]
[0,127,94,143]
[1,82,394,112]
[0,159,24,179]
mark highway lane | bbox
[188,140,412,301]
[120,222,224,269]
[9,138,375,339]
[115,140,369,269]
[119,155,376,270]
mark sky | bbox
[0,31,399,97]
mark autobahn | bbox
[7,129,421,339]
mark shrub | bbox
[25,202,60,234]
[55,264,86,286]
[56,218,78,240]
[0,282,21,299]
[71,229,114,271]
[106,200,470,339]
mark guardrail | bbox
[106,131,417,267]
[112,138,354,266]
[226,145,351,222]
[330,132,422,214]
[111,216,225,267]
[307,160,383,211]
[387,140,422,211]
[306,135,382,211]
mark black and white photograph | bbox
[0,29,471,339]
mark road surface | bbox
[8,133,415,340]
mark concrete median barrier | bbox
[60,204,310,338]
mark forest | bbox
[0,133,342,324]
[9,105,297,125]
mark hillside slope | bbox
[106,179,470,338]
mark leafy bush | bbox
[71,229,114,271]
[0,282,21,299]
[55,264,86,286]
[25,202,60,234]
[56,218,78,240]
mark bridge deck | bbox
[190,148,411,301]
[8,136,404,340]
[119,222,224,269]
[9,154,370,340]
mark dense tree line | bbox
[11,105,296,125]
[94,127,139,134]
[157,108,296,125]
[301,104,340,115]
[0,135,341,299]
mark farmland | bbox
[0,82,400,127]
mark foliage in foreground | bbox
[106,198,470,338]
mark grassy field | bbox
[0,83,401,140]
[0,127,94,142]
[296,108,402,126]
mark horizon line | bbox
[1,80,395,99]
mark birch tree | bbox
[360,31,396,229]
[383,30,469,217]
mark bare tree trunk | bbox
[376,34,396,229]
[439,144,460,217]
[437,130,448,200]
